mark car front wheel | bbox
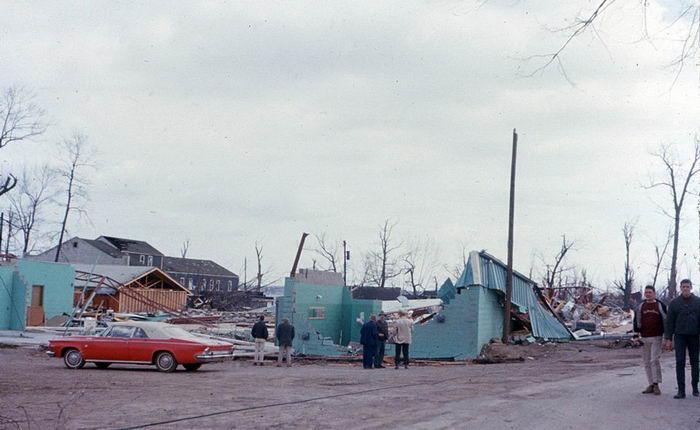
[155,352,178,373]
[63,349,85,369]
[183,363,202,371]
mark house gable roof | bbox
[97,236,164,256]
[351,286,402,301]
[162,256,238,277]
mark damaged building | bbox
[276,251,571,360]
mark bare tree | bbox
[180,239,190,258]
[541,235,575,291]
[8,165,56,256]
[402,236,439,296]
[651,229,672,291]
[363,219,402,288]
[314,232,340,272]
[54,132,93,262]
[0,86,48,197]
[520,1,700,85]
[618,221,636,309]
[444,240,469,280]
[239,241,276,291]
[644,138,700,298]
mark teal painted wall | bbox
[276,277,382,356]
[0,261,75,331]
[411,286,505,360]
[0,266,21,330]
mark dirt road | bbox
[1,342,698,429]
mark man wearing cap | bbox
[374,312,389,368]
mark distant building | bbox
[32,235,239,295]
[162,256,239,293]
[32,236,164,268]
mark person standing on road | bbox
[633,285,667,395]
[275,318,295,367]
[664,279,700,399]
[251,315,269,366]
[374,313,389,368]
[394,311,413,369]
[360,314,379,369]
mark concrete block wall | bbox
[0,267,21,330]
[17,260,75,324]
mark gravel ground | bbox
[1,341,699,430]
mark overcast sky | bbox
[1,1,698,291]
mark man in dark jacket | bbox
[374,313,389,368]
[275,318,295,367]
[633,285,667,394]
[664,279,700,399]
[360,314,379,369]
[251,315,269,366]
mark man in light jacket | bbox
[394,311,413,369]
[664,279,700,399]
[633,285,667,395]
[275,318,295,367]
[251,315,269,366]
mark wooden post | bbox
[0,212,4,257]
[343,240,347,286]
[503,128,518,344]
[290,233,309,278]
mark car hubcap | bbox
[159,354,172,368]
[67,351,81,366]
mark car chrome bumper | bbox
[46,350,55,357]
[195,352,235,362]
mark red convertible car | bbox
[46,321,234,372]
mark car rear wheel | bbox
[183,363,202,371]
[155,352,178,373]
[63,349,85,369]
[95,362,111,369]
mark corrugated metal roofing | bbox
[456,251,571,340]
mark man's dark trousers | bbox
[395,343,409,366]
[374,341,386,367]
[363,345,376,368]
[674,334,700,393]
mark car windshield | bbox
[149,325,206,341]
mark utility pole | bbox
[503,128,518,344]
[343,240,347,286]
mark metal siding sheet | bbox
[456,252,571,340]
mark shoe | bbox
[260,363,265,366]
[287,364,292,368]
[693,390,699,397]
[642,385,654,394]
[394,365,399,369]
[653,384,661,395]
[674,392,686,399]
[376,365,385,369]
[276,364,282,367]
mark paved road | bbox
[2,345,698,430]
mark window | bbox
[209,279,214,290]
[308,307,326,320]
[188,278,194,290]
[147,255,153,266]
[179,277,186,286]
[72,242,78,248]
[216,280,220,291]
[133,328,149,338]
[110,326,135,338]
[201,279,207,290]
[139,255,145,264]
[227,280,233,292]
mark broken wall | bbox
[411,285,502,360]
